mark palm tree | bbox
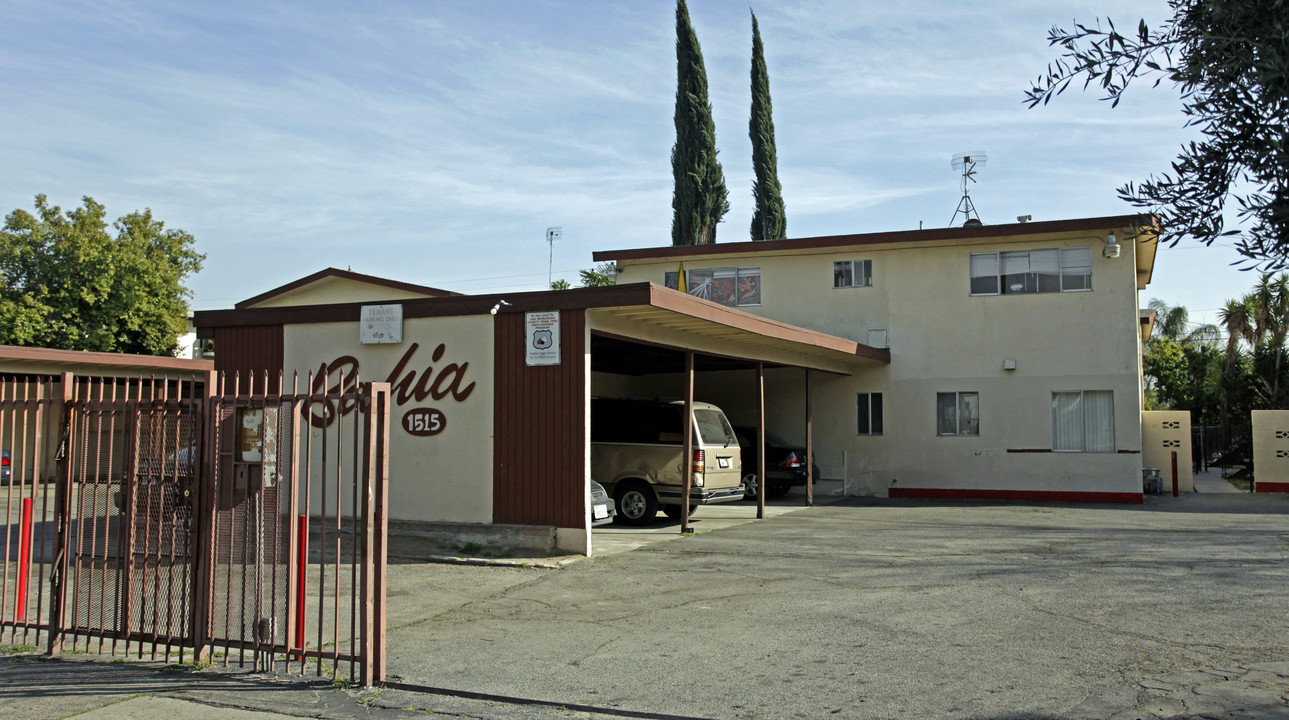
[1219,273,1289,408]
[1148,298,1219,346]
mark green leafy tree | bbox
[671,0,729,246]
[748,10,785,242]
[0,195,204,355]
[1025,1,1289,269]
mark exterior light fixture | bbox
[490,300,512,316]
[1103,231,1121,259]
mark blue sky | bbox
[0,1,1254,329]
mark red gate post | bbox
[294,513,306,661]
[15,498,32,622]
[1171,451,1179,497]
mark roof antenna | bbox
[546,226,562,287]
[950,152,986,227]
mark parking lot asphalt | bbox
[373,492,1289,719]
[4,490,1288,719]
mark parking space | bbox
[591,479,844,557]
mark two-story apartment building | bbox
[594,214,1157,503]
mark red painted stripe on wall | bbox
[1255,482,1289,493]
[888,487,1145,504]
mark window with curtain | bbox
[663,267,761,307]
[936,391,979,436]
[834,259,873,288]
[970,247,1093,296]
[857,392,883,435]
[1052,390,1115,452]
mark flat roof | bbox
[594,214,1160,288]
[197,282,888,373]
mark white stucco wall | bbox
[283,315,495,523]
[615,227,1147,499]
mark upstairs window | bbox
[834,259,873,288]
[664,266,761,307]
[970,247,1092,295]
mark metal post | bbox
[805,369,814,507]
[756,362,765,521]
[191,370,218,663]
[359,383,377,688]
[1171,451,1179,497]
[372,383,390,684]
[682,352,694,535]
[48,372,74,655]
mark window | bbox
[857,393,883,435]
[664,266,761,307]
[937,392,979,436]
[1052,391,1115,452]
[969,247,1092,296]
[834,259,872,288]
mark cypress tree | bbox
[671,0,728,246]
[749,10,785,241]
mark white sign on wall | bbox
[360,304,403,344]
[525,311,561,366]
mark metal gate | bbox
[0,371,389,687]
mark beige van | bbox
[590,398,744,526]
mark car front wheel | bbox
[742,472,760,500]
[614,481,657,526]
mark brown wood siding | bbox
[492,310,586,529]
[212,325,284,394]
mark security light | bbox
[1103,231,1121,259]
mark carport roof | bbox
[195,281,888,374]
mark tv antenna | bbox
[950,152,986,226]
[545,226,562,287]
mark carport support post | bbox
[806,369,814,507]
[757,362,766,520]
[682,352,695,534]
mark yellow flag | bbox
[677,262,686,291]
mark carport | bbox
[196,275,889,555]
[582,290,889,533]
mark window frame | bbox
[936,391,980,437]
[1051,390,1115,453]
[833,259,873,289]
[969,247,1093,297]
[857,392,883,436]
[663,266,762,307]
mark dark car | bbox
[734,426,820,500]
[1,450,9,484]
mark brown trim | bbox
[646,286,891,363]
[593,214,1159,263]
[1255,482,1289,493]
[1116,449,1142,454]
[196,283,889,367]
[1005,449,1053,453]
[199,283,656,333]
[889,487,1144,504]
[234,267,463,309]
[0,344,213,372]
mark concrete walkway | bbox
[1193,468,1245,493]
